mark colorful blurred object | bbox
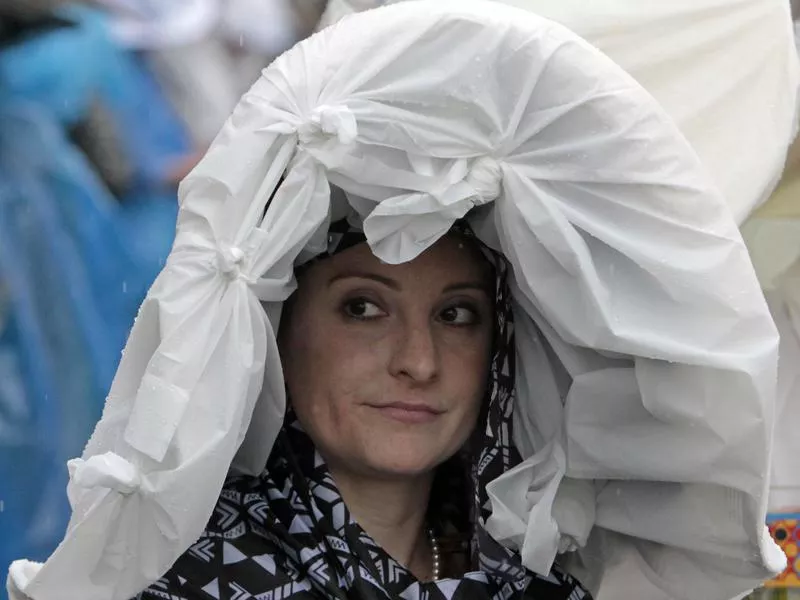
[765,513,800,589]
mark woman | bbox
[7,2,784,600]
[133,221,592,598]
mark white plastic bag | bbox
[323,0,800,224]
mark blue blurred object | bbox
[0,101,141,583]
[0,12,102,126]
[0,81,182,600]
[0,5,193,191]
[72,7,192,191]
[0,8,192,593]
[66,6,185,271]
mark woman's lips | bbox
[369,402,443,424]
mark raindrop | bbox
[122,281,128,293]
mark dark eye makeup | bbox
[341,296,386,320]
[340,293,485,327]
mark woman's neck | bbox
[329,465,435,579]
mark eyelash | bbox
[340,296,482,326]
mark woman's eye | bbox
[343,298,385,320]
[439,305,478,325]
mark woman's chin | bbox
[357,449,445,480]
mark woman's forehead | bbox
[301,235,493,288]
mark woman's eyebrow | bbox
[327,272,400,290]
[327,273,490,296]
[442,282,492,296]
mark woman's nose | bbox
[388,319,440,383]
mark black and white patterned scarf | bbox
[136,222,591,600]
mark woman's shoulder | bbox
[135,474,296,600]
[524,564,594,600]
[208,473,271,535]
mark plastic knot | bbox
[8,559,42,598]
[68,452,141,495]
[466,156,502,204]
[216,245,247,281]
[298,104,358,146]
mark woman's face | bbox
[280,235,493,479]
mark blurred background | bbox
[0,0,325,591]
[0,1,798,599]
